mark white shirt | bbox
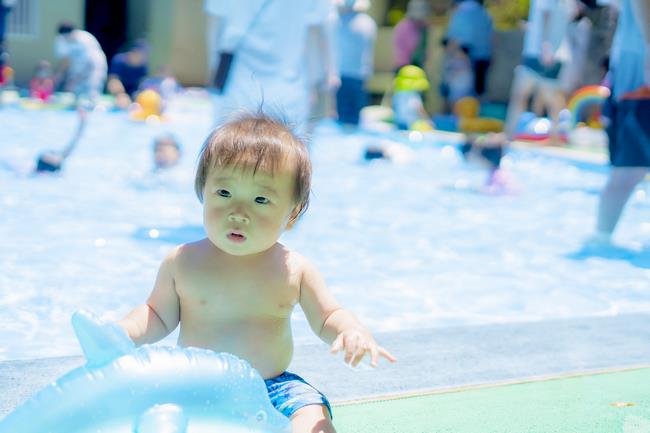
[205,0,330,126]
[54,30,107,77]
[522,0,572,60]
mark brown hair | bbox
[195,112,312,224]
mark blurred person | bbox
[334,0,377,125]
[445,0,494,97]
[559,0,593,95]
[590,0,649,244]
[0,0,14,83]
[504,0,573,145]
[29,60,55,102]
[204,0,338,131]
[393,0,432,70]
[153,133,181,171]
[439,38,475,113]
[35,109,87,173]
[392,65,434,130]
[53,22,107,103]
[107,40,149,107]
[305,3,340,126]
[139,65,180,102]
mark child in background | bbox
[115,112,396,433]
[152,133,181,171]
[29,60,54,102]
[440,38,475,113]
[392,65,434,130]
[139,65,180,102]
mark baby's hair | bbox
[195,111,312,224]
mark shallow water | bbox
[1,101,649,361]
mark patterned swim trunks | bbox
[264,371,332,419]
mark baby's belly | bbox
[178,317,294,379]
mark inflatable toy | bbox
[410,118,434,132]
[0,310,290,433]
[513,111,552,141]
[359,105,396,132]
[453,97,504,134]
[130,89,164,121]
[567,85,610,128]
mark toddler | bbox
[440,38,474,113]
[29,60,54,102]
[392,65,434,130]
[116,112,396,433]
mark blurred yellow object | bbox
[130,89,162,121]
[587,119,603,129]
[454,97,480,118]
[458,117,504,133]
[454,96,504,133]
[394,65,430,93]
[410,119,434,132]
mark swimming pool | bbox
[1,100,648,362]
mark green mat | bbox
[333,367,650,433]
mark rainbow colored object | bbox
[567,85,610,128]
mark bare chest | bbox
[175,259,300,320]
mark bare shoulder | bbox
[279,246,319,281]
[174,238,216,259]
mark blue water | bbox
[1,98,649,361]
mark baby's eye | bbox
[216,189,231,198]
[255,196,270,204]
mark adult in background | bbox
[393,0,432,70]
[53,22,107,102]
[504,0,573,144]
[107,39,149,107]
[334,0,377,125]
[590,0,649,244]
[0,0,15,84]
[445,0,494,98]
[204,0,338,131]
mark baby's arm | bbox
[298,256,396,367]
[117,248,181,346]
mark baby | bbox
[117,112,395,433]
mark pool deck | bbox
[2,313,650,418]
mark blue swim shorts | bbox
[264,371,332,419]
[604,96,650,167]
[521,56,562,80]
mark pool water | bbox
[1,100,649,361]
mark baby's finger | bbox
[351,346,368,367]
[379,346,397,363]
[330,335,343,354]
[344,343,357,364]
[369,345,379,368]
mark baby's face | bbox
[202,162,298,256]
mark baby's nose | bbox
[228,213,249,224]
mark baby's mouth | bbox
[227,232,246,243]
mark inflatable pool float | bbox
[454,97,504,134]
[0,310,290,433]
[567,85,610,128]
[433,97,504,134]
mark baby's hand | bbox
[330,329,396,368]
